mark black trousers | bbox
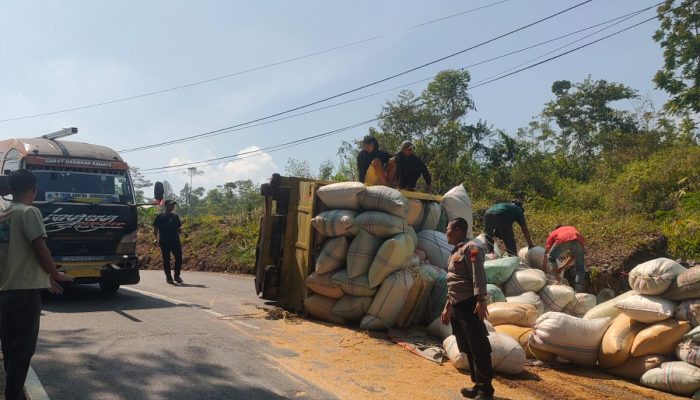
[160,239,182,279]
[484,212,517,256]
[450,297,494,396]
[0,289,41,400]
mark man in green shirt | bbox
[0,170,72,400]
[483,200,534,257]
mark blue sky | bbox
[0,1,669,191]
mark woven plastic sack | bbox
[676,339,700,367]
[675,299,700,327]
[405,226,418,249]
[538,284,576,313]
[628,257,686,296]
[484,256,519,286]
[489,332,527,375]
[615,294,676,323]
[304,295,345,325]
[607,355,668,380]
[441,185,474,239]
[640,361,700,396]
[426,267,448,322]
[443,335,469,370]
[316,182,366,210]
[598,314,647,369]
[563,293,597,317]
[396,266,433,328]
[583,290,636,320]
[358,185,407,217]
[315,236,349,274]
[311,210,358,237]
[419,202,441,232]
[347,229,383,278]
[305,271,344,299]
[406,264,438,325]
[486,284,506,304]
[361,269,415,330]
[487,302,539,327]
[507,292,545,316]
[631,319,691,357]
[331,270,378,297]
[416,230,452,269]
[518,246,546,269]
[354,211,406,239]
[665,266,700,301]
[472,233,503,258]
[687,326,700,341]
[530,312,612,367]
[406,198,424,227]
[494,324,557,362]
[368,233,413,288]
[504,268,547,296]
[332,295,373,322]
[428,316,453,340]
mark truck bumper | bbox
[59,257,140,285]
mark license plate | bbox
[66,268,102,278]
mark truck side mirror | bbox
[0,175,9,196]
[154,182,164,202]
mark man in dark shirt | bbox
[483,200,534,257]
[442,217,493,400]
[356,135,392,185]
[391,140,432,192]
[153,199,183,284]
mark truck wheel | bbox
[100,280,120,294]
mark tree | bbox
[653,0,700,115]
[129,166,152,203]
[285,158,314,178]
[318,159,335,181]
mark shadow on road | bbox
[42,284,176,314]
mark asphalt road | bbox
[33,270,335,400]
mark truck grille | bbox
[47,234,118,256]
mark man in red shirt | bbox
[542,225,586,291]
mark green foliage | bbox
[129,166,153,203]
[658,191,700,258]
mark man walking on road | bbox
[442,217,494,400]
[153,199,183,285]
[543,225,586,291]
[484,200,534,257]
[0,170,72,400]
[391,140,433,192]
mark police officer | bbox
[153,199,183,284]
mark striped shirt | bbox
[447,240,487,305]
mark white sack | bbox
[640,361,700,396]
[490,332,527,375]
[358,185,407,216]
[583,290,636,320]
[530,312,612,367]
[416,230,452,269]
[316,182,365,210]
[347,229,383,278]
[311,210,358,237]
[305,272,344,299]
[504,267,547,297]
[443,335,469,370]
[315,236,349,274]
[367,233,412,288]
[441,185,473,238]
[676,339,700,367]
[507,292,545,316]
[564,293,597,317]
[361,269,415,330]
[354,211,406,238]
[615,294,676,323]
[538,284,576,313]
[628,257,686,296]
[419,202,441,232]
[331,295,373,322]
[331,270,378,297]
[518,246,546,269]
[675,299,700,327]
[406,199,424,227]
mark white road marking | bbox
[26,365,51,400]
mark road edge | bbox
[25,365,50,400]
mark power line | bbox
[0,0,509,124]
[118,0,592,153]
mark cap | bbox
[400,140,414,150]
[164,199,178,206]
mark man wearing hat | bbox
[153,199,183,284]
[390,140,432,192]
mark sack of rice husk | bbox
[675,299,700,327]
[687,326,700,341]
[405,264,438,325]
[631,319,691,357]
[311,210,358,237]
[628,258,686,296]
[518,246,546,269]
[676,339,700,367]
[419,202,441,232]
[615,294,676,323]
[358,185,408,217]
[428,316,453,340]
[331,270,378,297]
[539,284,576,313]
[598,314,648,369]
[484,257,519,286]
[355,211,407,239]
[640,361,700,396]
[361,269,415,330]
[346,229,383,278]
[316,182,366,210]
[396,266,433,328]
[332,295,373,322]
[472,233,503,257]
[607,355,668,380]
[305,271,344,299]
[665,266,700,301]
[405,226,418,249]
[564,293,597,317]
[504,268,547,296]
[487,284,506,304]
[529,312,612,367]
[416,230,452,269]
[495,324,557,362]
[304,295,346,325]
[443,335,469,370]
[368,233,413,288]
[507,292,545,316]
[315,236,349,274]
[442,185,474,239]
[584,290,636,320]
[406,199,424,227]
[426,267,448,322]
[489,332,527,375]
[487,302,539,327]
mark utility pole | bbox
[183,167,204,208]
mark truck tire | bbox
[100,280,120,294]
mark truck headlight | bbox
[115,231,137,255]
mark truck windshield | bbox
[30,169,134,203]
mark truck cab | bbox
[0,129,140,293]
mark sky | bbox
[0,0,671,193]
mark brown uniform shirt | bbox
[447,240,487,305]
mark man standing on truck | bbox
[483,200,534,257]
[356,135,394,186]
[153,199,183,285]
[391,140,432,192]
[543,225,586,291]
[0,170,73,400]
[442,217,494,400]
